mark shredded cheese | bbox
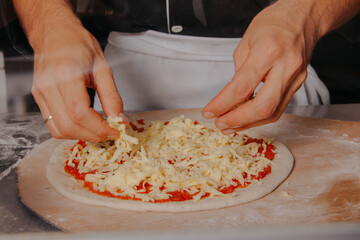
[67,116,275,202]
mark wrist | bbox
[29,15,84,53]
[270,0,321,41]
[276,0,360,40]
[14,0,84,53]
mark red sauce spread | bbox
[244,136,275,160]
[130,122,144,132]
[136,119,145,125]
[65,125,275,202]
[65,157,210,202]
[70,140,87,152]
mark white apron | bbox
[94,30,329,112]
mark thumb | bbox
[92,58,128,123]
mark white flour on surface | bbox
[0,113,51,182]
[0,158,22,181]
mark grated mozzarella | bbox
[66,116,275,202]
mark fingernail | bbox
[109,135,119,140]
[119,113,128,123]
[217,122,229,129]
[222,129,235,135]
[203,112,215,119]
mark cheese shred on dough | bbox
[67,116,275,202]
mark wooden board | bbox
[17,109,360,232]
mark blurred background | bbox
[0,0,359,114]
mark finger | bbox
[220,70,307,134]
[36,77,107,142]
[58,71,120,140]
[233,39,250,72]
[214,63,287,130]
[202,43,276,119]
[32,87,63,138]
[92,57,128,124]
[201,39,249,121]
[219,52,307,131]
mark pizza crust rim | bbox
[46,132,294,212]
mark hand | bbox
[32,25,126,142]
[202,1,319,134]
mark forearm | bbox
[13,0,82,52]
[276,0,360,40]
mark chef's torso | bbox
[93,0,329,112]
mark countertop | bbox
[0,104,360,237]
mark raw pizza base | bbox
[47,131,294,212]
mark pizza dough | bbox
[47,119,294,212]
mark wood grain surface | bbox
[17,109,360,232]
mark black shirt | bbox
[84,0,273,38]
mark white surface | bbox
[0,51,6,113]
[5,57,33,100]
[285,104,360,121]
[4,56,34,113]
[0,222,359,240]
[11,109,360,238]
[0,52,4,69]
[0,69,7,113]
[1,105,359,236]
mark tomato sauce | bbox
[136,119,145,125]
[65,129,275,202]
[244,137,275,160]
[65,159,211,202]
[130,122,144,132]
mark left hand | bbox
[202,1,319,134]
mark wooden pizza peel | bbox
[17,109,360,232]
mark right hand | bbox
[202,1,314,134]
[32,25,126,142]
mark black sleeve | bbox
[0,0,33,57]
[336,13,360,43]
[311,13,360,104]
[0,0,78,57]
